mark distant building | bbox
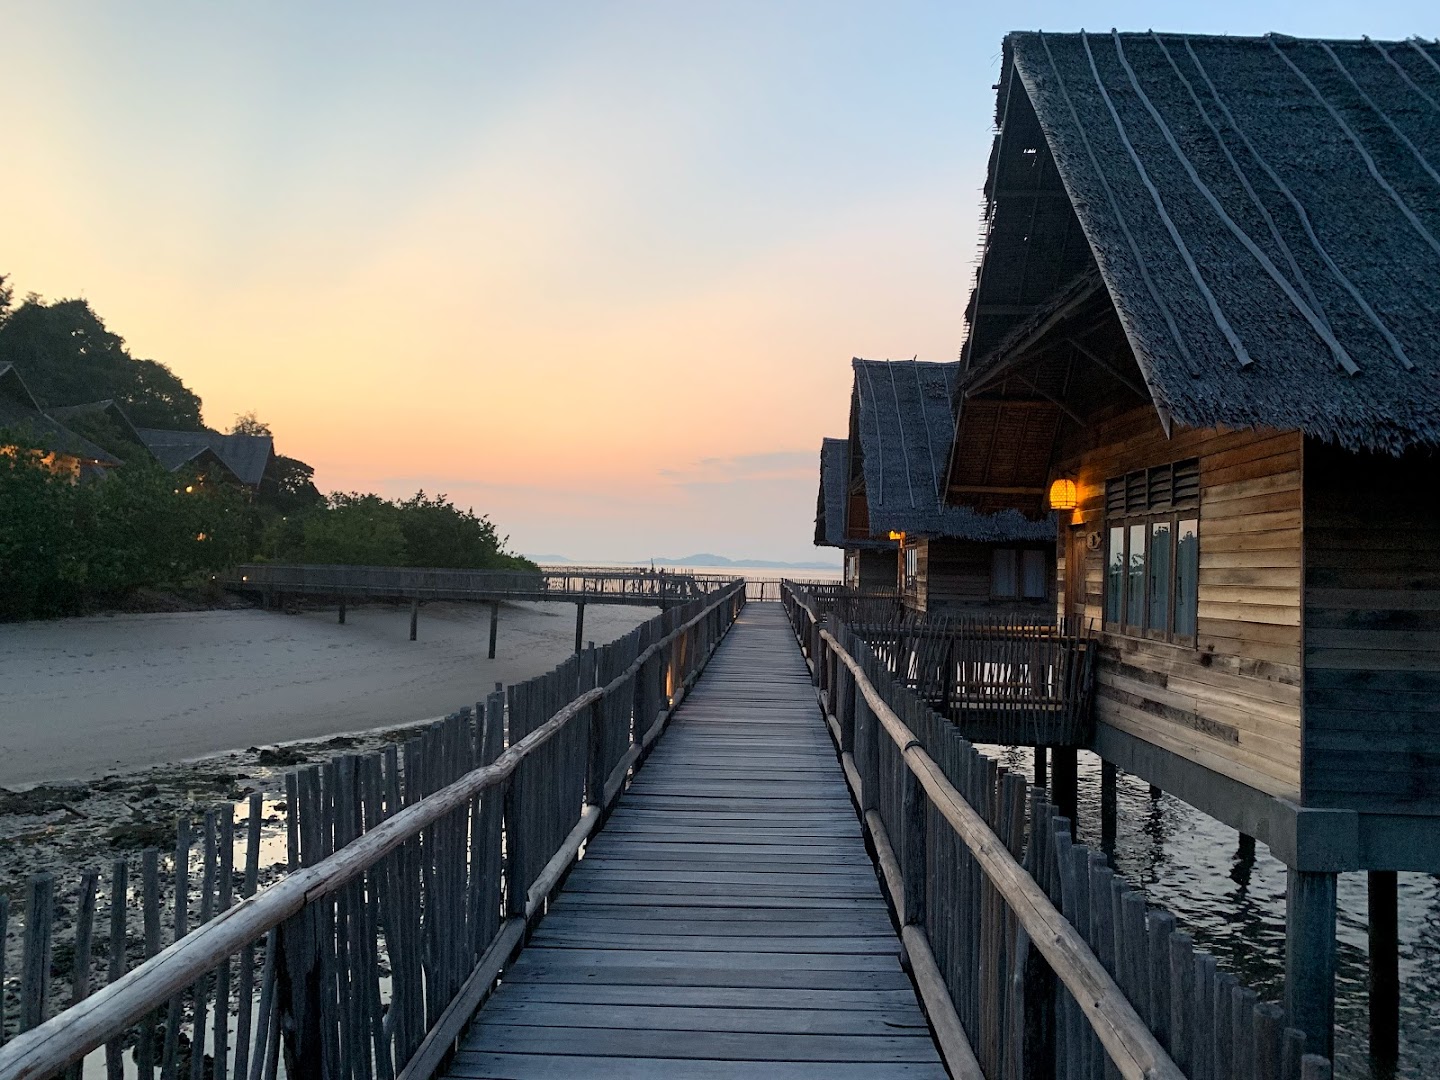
[135,427,274,490]
[813,436,896,588]
[848,357,1053,614]
[0,363,122,480]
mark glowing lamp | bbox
[888,531,905,541]
[1048,478,1078,511]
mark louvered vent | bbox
[1147,466,1173,511]
[1125,472,1147,514]
[1106,478,1126,515]
[1173,459,1200,508]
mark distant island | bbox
[531,552,842,571]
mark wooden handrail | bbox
[0,583,744,1080]
[820,626,1184,1080]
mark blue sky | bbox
[2,2,1434,562]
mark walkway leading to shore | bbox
[443,603,946,1079]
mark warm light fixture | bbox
[888,531,904,541]
[1048,478,1078,511]
[185,485,195,493]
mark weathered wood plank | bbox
[442,604,945,1078]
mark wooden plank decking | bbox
[443,603,946,1079]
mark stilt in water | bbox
[1033,746,1047,787]
[338,598,346,625]
[1369,870,1399,1072]
[1285,868,1338,1059]
[488,601,500,659]
[574,601,586,654]
[1051,748,1078,834]
[409,598,419,641]
[1100,760,1117,855]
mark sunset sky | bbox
[2,2,1433,563]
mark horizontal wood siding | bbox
[859,549,898,592]
[1055,406,1303,798]
[1303,442,1440,814]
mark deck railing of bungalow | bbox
[784,583,1335,1080]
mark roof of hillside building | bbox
[50,399,150,449]
[853,358,1055,540]
[137,428,274,486]
[963,31,1440,454]
[0,364,123,466]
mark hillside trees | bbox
[0,294,204,429]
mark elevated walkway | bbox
[443,604,946,1078]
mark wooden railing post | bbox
[900,765,926,928]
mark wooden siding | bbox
[904,537,1052,617]
[1303,442,1440,814]
[1055,405,1303,798]
[858,549,898,591]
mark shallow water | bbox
[988,744,1440,1080]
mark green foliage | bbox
[263,490,535,571]
[0,296,204,429]
[299,495,407,566]
[258,454,323,515]
[229,411,272,437]
[0,440,253,620]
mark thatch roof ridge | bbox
[853,357,1055,541]
[995,30,1440,454]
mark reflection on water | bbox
[988,745,1440,1080]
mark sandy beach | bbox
[0,600,655,787]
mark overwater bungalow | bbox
[850,357,1054,614]
[943,30,1440,1055]
[814,436,897,588]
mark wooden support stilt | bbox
[1149,784,1162,800]
[574,602,585,655]
[1368,870,1399,1070]
[488,601,499,660]
[1285,868,1338,1060]
[1051,748,1078,834]
[409,598,419,642]
[1101,760,1117,854]
[337,598,346,625]
[1033,746,1047,787]
[1239,832,1257,860]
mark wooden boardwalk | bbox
[444,603,946,1079]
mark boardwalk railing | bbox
[0,583,746,1080]
[783,583,1334,1080]
[783,585,1095,746]
[221,563,733,605]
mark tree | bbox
[0,274,12,329]
[230,411,272,437]
[301,494,407,566]
[0,296,204,428]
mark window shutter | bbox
[1173,459,1200,508]
[1125,471,1147,514]
[992,548,1019,599]
[1147,465,1173,511]
[1106,478,1126,516]
[1021,550,1048,599]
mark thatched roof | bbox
[965,31,1440,455]
[815,437,895,549]
[0,364,122,466]
[137,428,274,486]
[853,358,1055,541]
[50,399,150,451]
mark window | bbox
[1021,550,1048,599]
[991,547,1048,600]
[904,545,918,589]
[1103,460,1199,643]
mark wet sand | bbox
[0,600,655,787]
